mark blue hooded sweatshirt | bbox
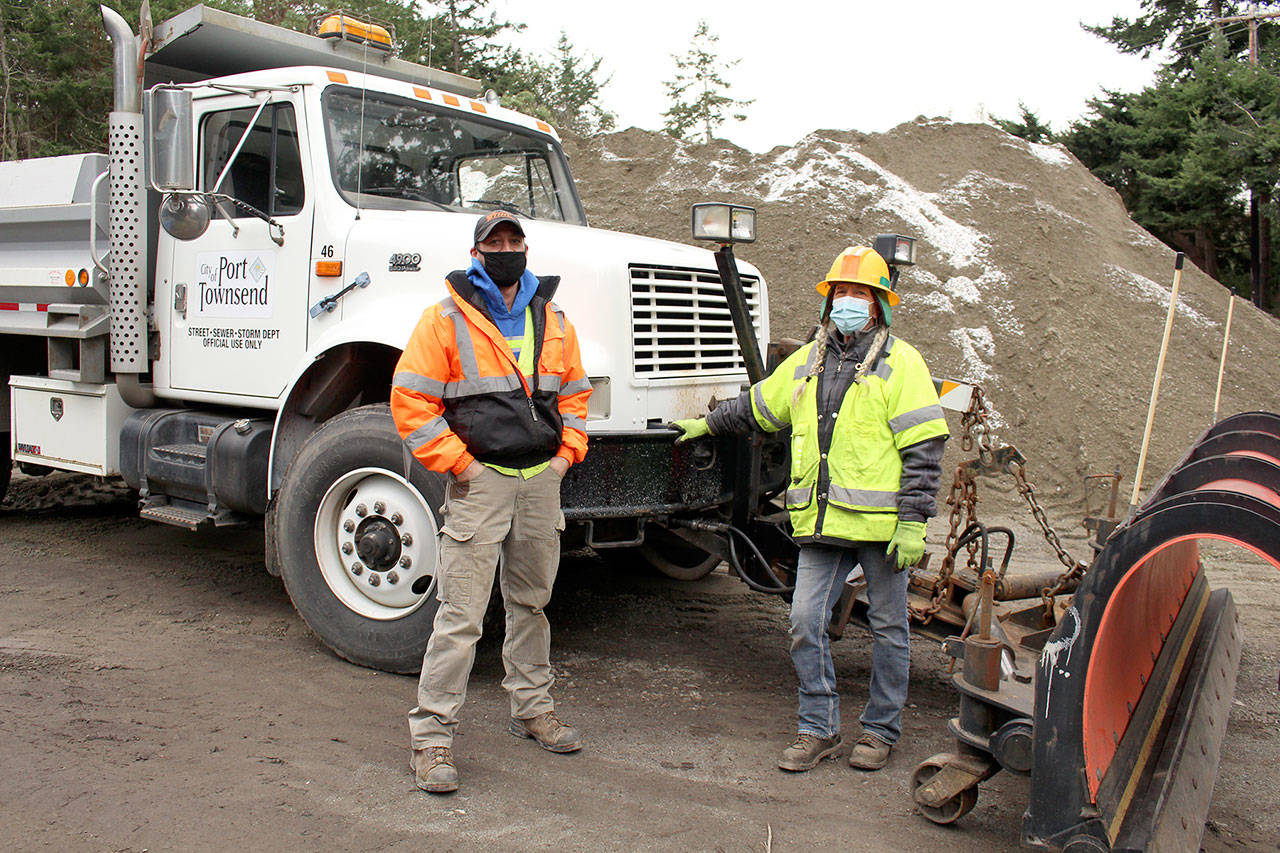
[466,257,539,338]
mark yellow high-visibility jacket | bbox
[709,333,948,544]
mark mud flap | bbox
[1023,412,1280,852]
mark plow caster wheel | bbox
[911,756,979,825]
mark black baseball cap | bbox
[473,210,526,243]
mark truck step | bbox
[152,442,208,464]
[139,501,212,530]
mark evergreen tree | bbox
[1085,1,1280,74]
[1076,2,1280,312]
[661,20,752,144]
[1062,53,1280,307]
[504,32,614,137]
[994,102,1054,143]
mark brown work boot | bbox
[778,733,843,772]
[411,746,459,793]
[509,710,582,753]
[848,733,892,770]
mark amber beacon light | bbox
[315,12,394,52]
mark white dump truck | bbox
[0,6,780,672]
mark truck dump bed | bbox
[146,4,482,97]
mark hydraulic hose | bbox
[674,518,795,595]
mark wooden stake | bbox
[1212,293,1236,425]
[1130,253,1184,511]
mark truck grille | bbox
[630,264,762,377]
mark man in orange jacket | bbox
[391,210,590,794]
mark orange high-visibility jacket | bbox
[391,271,590,475]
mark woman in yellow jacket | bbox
[675,247,948,773]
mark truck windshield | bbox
[322,87,585,224]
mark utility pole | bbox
[1214,5,1280,311]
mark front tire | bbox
[275,404,445,673]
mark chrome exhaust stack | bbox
[99,5,149,383]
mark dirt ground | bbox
[0,475,1276,852]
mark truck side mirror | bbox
[147,86,196,192]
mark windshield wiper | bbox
[467,198,525,216]
[360,186,450,210]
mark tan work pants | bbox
[408,464,565,748]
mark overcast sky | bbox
[490,0,1162,152]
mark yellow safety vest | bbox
[750,336,949,543]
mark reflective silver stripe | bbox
[752,383,785,429]
[392,371,446,398]
[439,296,460,316]
[549,304,566,332]
[537,373,561,392]
[828,485,897,508]
[871,335,895,381]
[559,376,591,396]
[405,416,450,449]
[561,414,587,432]
[889,404,945,434]
[786,486,813,506]
[794,343,820,380]
[447,310,480,378]
[443,375,522,398]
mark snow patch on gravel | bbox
[1105,264,1212,327]
[1027,141,1073,168]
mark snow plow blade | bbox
[1023,411,1280,852]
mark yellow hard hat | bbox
[816,246,899,306]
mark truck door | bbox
[167,93,313,398]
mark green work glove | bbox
[672,417,711,443]
[886,519,927,572]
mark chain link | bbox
[912,386,1088,624]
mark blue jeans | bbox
[789,543,910,744]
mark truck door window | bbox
[322,87,585,225]
[202,103,304,218]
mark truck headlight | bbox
[873,233,915,266]
[691,203,756,244]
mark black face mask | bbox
[477,250,527,287]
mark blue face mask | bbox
[829,296,872,335]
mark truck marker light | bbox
[327,71,348,84]
[315,260,343,277]
[442,94,460,107]
[536,121,553,134]
[64,269,75,286]
[469,102,487,114]
[413,86,432,101]
[78,268,89,286]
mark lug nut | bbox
[373,501,385,514]
[387,571,399,585]
[399,556,412,569]
[355,504,368,517]
[390,513,403,525]
[351,562,364,576]
[401,533,413,546]
[343,520,355,533]
[341,542,353,555]
[367,574,381,587]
